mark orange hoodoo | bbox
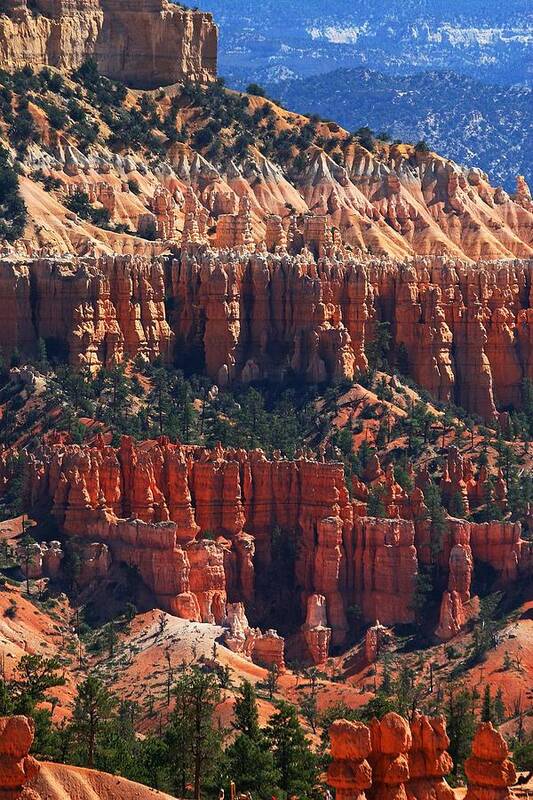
[407,713,454,800]
[327,719,373,800]
[368,712,411,800]
[0,716,39,799]
[464,723,517,800]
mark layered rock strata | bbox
[328,717,519,800]
[406,714,454,800]
[368,712,411,800]
[1,252,532,419]
[0,0,217,88]
[0,715,40,799]
[328,719,373,800]
[24,435,532,655]
[464,723,517,800]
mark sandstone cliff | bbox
[24,435,532,660]
[0,0,217,88]
[1,251,531,420]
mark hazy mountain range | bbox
[197,0,532,188]
[202,0,532,86]
[266,68,532,190]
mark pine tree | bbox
[446,689,476,776]
[481,685,494,722]
[224,680,279,798]
[367,485,386,517]
[265,701,319,798]
[233,680,259,737]
[72,676,118,768]
[449,491,467,518]
[494,688,506,724]
[167,667,223,800]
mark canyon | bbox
[20,434,532,667]
[0,2,531,791]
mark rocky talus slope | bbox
[1,251,532,420]
[0,0,217,88]
[13,138,533,261]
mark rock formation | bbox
[2,252,532,419]
[328,716,521,800]
[328,719,373,800]
[0,0,217,88]
[368,712,411,800]
[22,433,533,656]
[0,715,40,799]
[407,714,454,800]
[303,594,331,665]
[464,723,517,800]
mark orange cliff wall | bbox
[0,0,217,88]
[24,436,532,641]
[1,252,532,420]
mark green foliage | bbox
[367,484,387,517]
[223,681,280,798]
[446,688,476,778]
[0,654,65,754]
[265,701,319,798]
[353,126,376,151]
[423,481,446,558]
[365,321,391,370]
[246,83,267,97]
[65,189,110,227]
[167,666,223,799]
[0,144,27,241]
[512,734,533,772]
[449,490,467,518]
[71,675,118,767]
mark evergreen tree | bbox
[17,534,37,595]
[481,685,494,723]
[424,482,447,561]
[449,491,467,518]
[446,689,476,776]
[265,701,319,798]
[233,680,259,737]
[224,733,280,799]
[167,667,223,800]
[494,688,506,724]
[367,485,387,518]
[72,676,118,768]
[222,680,280,797]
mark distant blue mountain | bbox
[264,68,532,190]
[200,0,532,87]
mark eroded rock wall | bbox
[0,0,217,88]
[25,435,532,652]
[2,252,531,419]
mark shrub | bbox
[246,83,266,97]
[0,145,27,242]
